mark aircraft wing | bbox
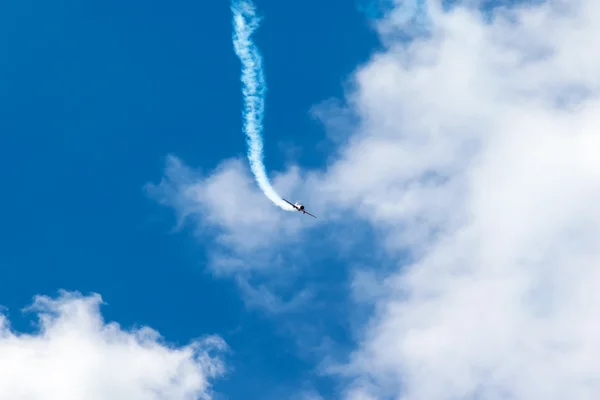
[304,211,317,219]
[282,198,296,208]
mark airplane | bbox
[282,198,317,218]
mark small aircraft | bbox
[283,198,317,218]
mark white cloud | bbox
[323,0,600,399]
[146,156,317,314]
[150,0,600,398]
[0,290,226,400]
[146,155,308,258]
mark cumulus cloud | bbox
[325,0,600,398]
[150,0,600,398]
[0,290,226,400]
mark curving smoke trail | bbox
[231,0,294,211]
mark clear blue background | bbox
[0,0,380,398]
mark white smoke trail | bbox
[231,0,294,211]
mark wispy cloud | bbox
[146,155,303,255]
[146,155,315,315]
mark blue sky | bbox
[0,0,380,398]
